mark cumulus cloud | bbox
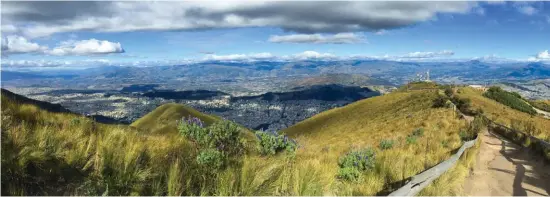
[401,50,455,59]
[1,35,125,56]
[1,35,48,55]
[46,39,124,56]
[291,51,337,60]
[534,50,550,60]
[1,1,479,38]
[268,33,365,44]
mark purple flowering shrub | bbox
[255,131,297,155]
[337,148,375,181]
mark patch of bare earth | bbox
[463,129,550,196]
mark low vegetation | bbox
[528,100,550,112]
[255,131,297,155]
[337,148,376,181]
[456,87,550,141]
[483,86,536,115]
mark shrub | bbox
[337,167,361,181]
[255,131,297,155]
[432,95,449,108]
[406,135,417,145]
[412,128,424,137]
[337,148,375,181]
[178,117,244,155]
[379,139,394,150]
[444,87,454,97]
[483,87,536,115]
[196,149,225,170]
[207,120,243,155]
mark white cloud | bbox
[375,30,387,35]
[485,1,506,5]
[535,50,550,59]
[1,24,19,34]
[518,6,537,15]
[291,51,337,60]
[1,35,48,55]
[513,2,538,15]
[2,1,479,38]
[401,50,455,59]
[268,33,365,44]
[204,52,274,61]
[46,39,124,56]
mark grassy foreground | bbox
[2,84,477,196]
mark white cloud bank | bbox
[1,35,47,55]
[1,36,124,56]
[47,39,124,56]
[402,50,455,59]
[268,33,365,44]
[2,1,479,38]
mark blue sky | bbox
[1,1,550,68]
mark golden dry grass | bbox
[281,89,470,195]
[2,85,476,196]
[456,87,550,140]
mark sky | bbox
[1,1,550,68]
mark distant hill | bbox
[130,103,220,133]
[1,70,76,81]
[1,88,123,124]
[508,63,550,78]
[233,84,380,102]
[142,90,229,100]
[290,73,394,87]
[1,88,72,113]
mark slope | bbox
[456,87,550,141]
[130,103,220,134]
[1,91,198,196]
[279,87,473,195]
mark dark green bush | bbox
[255,131,297,155]
[379,139,394,150]
[432,95,449,108]
[337,148,375,181]
[196,149,225,170]
[483,86,536,115]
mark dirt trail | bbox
[463,129,550,196]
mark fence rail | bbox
[482,115,550,160]
[388,136,478,196]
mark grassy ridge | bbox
[130,103,220,134]
[482,86,536,115]
[529,100,550,112]
[457,87,550,141]
[281,89,470,195]
[2,85,476,196]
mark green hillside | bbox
[131,103,220,134]
[2,84,480,196]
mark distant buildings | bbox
[468,85,488,92]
